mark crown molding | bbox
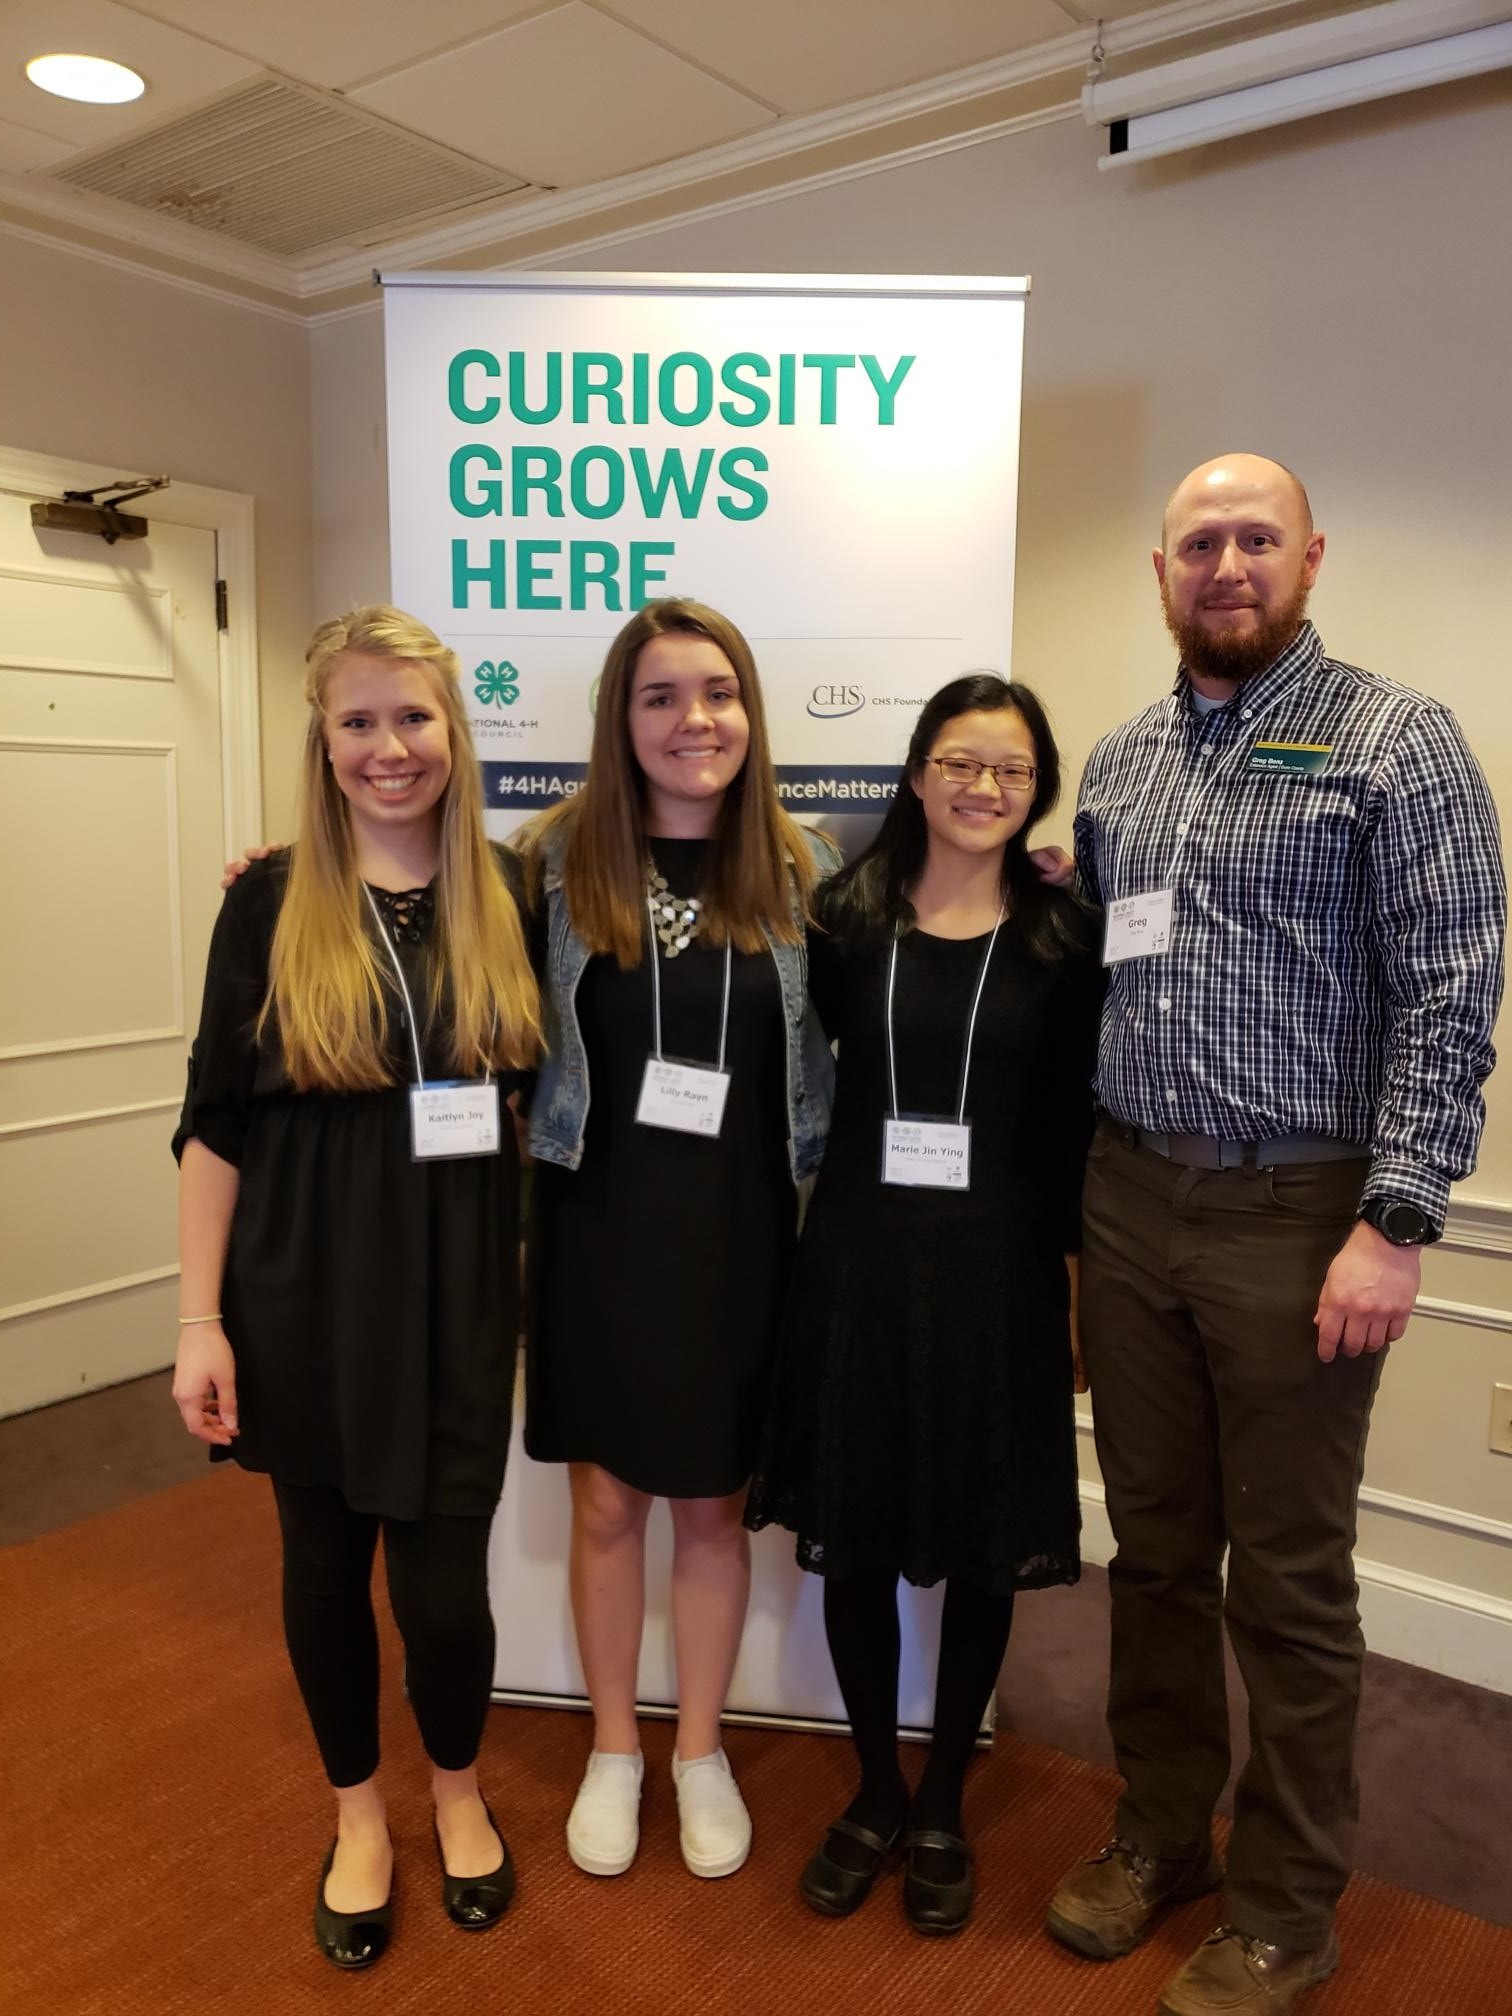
[291,0,1313,298]
[2,0,1314,314]
[0,212,306,325]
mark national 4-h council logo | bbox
[474,659,521,708]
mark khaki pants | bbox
[1080,1118,1381,1945]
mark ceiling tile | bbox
[0,118,76,174]
[600,0,1075,114]
[352,3,773,187]
[1,0,258,149]
[118,1,551,93]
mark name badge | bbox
[1248,739,1332,776]
[410,1081,501,1161]
[882,1118,972,1190]
[636,1057,731,1138]
[1104,889,1174,965]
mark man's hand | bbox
[1314,1219,1421,1363]
[1029,845,1076,888]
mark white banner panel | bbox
[383,271,1027,1731]
[383,270,1026,830]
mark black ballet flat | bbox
[902,1827,974,1936]
[799,1816,903,1918]
[313,1841,393,1970]
[436,1802,516,1930]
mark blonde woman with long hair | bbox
[171,607,540,1971]
[521,598,838,1885]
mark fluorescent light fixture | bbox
[25,53,146,105]
[1084,0,1512,169]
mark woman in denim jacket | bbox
[520,598,838,1887]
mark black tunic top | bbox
[173,849,527,1521]
[746,888,1103,1593]
[525,837,797,1498]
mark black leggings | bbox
[823,1567,1016,1836]
[272,1479,496,1789]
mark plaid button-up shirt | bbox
[1073,622,1505,1229]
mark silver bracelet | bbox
[178,1313,223,1326]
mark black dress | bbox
[525,837,797,1499]
[172,850,527,1522]
[746,890,1103,1594]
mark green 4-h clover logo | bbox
[474,659,520,708]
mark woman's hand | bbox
[221,843,282,891]
[172,1324,239,1445]
[1066,1253,1088,1394]
[506,1087,532,1165]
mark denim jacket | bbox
[528,826,840,1182]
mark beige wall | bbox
[307,72,1512,1639]
[0,230,314,840]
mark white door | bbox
[0,485,225,1416]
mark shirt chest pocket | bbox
[1220,772,1367,922]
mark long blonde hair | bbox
[261,605,541,1092]
[525,599,816,967]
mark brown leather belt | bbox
[1105,1119,1366,1171]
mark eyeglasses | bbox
[925,756,1037,792]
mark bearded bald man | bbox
[1046,455,1505,2015]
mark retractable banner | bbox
[383,271,1026,832]
[382,271,1027,1731]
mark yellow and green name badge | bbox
[1248,739,1333,776]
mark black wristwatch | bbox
[1358,1196,1438,1247]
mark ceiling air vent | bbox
[48,74,529,258]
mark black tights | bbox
[272,1479,496,1788]
[823,1568,1015,1857]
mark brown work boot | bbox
[1046,1835,1222,1959]
[1158,1926,1341,2015]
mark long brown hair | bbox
[526,599,816,966]
[261,605,541,1091]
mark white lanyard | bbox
[636,902,735,1139]
[362,883,432,1085]
[647,899,733,1071]
[362,883,499,1159]
[1103,684,1297,968]
[885,911,1003,1124]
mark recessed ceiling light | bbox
[26,54,146,105]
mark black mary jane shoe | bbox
[799,1816,903,1918]
[313,1841,393,1971]
[902,1827,974,1937]
[436,1802,516,1930]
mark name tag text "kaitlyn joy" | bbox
[410,1082,501,1160]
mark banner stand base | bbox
[489,1687,995,1748]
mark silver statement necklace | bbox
[646,862,704,958]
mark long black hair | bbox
[821,672,1089,962]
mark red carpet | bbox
[3,1467,1507,2014]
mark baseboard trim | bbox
[1077,1483,1512,1698]
[1441,1193,1512,1258]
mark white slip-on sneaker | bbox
[566,1751,645,1876]
[671,1748,752,1879]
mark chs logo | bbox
[474,659,521,708]
[807,684,864,719]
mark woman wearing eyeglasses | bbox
[747,672,1102,1937]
